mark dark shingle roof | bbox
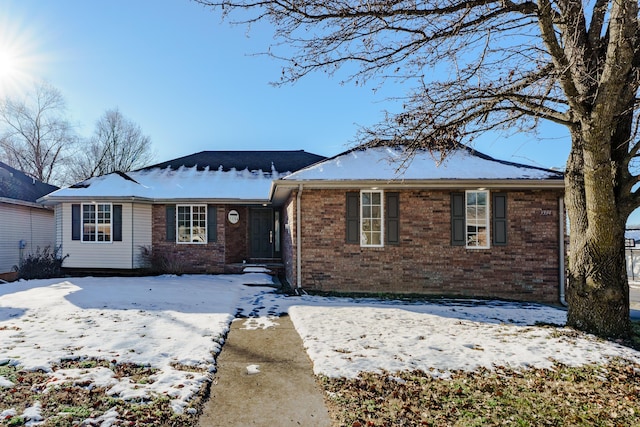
[141,150,327,173]
[0,162,59,203]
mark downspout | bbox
[559,197,568,306]
[131,201,135,269]
[296,184,303,290]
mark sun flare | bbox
[0,47,21,82]
[0,7,48,97]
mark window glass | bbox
[177,205,207,244]
[361,190,383,247]
[193,205,207,243]
[82,204,111,242]
[466,191,489,248]
[82,205,96,241]
[97,204,111,241]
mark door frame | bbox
[249,208,281,259]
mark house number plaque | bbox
[228,210,239,224]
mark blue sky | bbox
[5,1,638,223]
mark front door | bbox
[250,209,273,259]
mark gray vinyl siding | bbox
[61,202,152,269]
[55,205,63,250]
[0,203,55,273]
[132,204,152,268]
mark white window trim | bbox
[465,190,490,249]
[81,202,113,244]
[360,190,384,248]
[176,204,208,245]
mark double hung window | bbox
[82,203,112,242]
[177,205,207,243]
[465,190,489,248]
[346,191,399,247]
[360,190,383,247]
[452,191,507,248]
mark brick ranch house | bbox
[39,145,566,304]
[271,145,566,304]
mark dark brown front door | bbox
[250,209,273,258]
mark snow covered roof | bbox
[41,166,287,203]
[41,150,326,204]
[283,145,564,181]
[0,161,58,206]
[270,145,563,204]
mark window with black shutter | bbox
[346,192,360,244]
[386,192,400,245]
[451,191,507,248]
[71,204,81,241]
[207,205,217,242]
[451,193,465,246]
[166,205,176,242]
[113,205,122,242]
[492,193,507,246]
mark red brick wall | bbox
[152,204,225,273]
[224,206,249,264]
[287,188,564,303]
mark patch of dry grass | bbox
[321,359,640,427]
[0,361,204,426]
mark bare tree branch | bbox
[68,108,155,183]
[194,0,640,338]
[0,81,77,184]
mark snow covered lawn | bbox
[244,292,640,378]
[0,274,274,424]
[2,275,640,425]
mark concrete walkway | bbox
[197,315,332,427]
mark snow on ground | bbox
[0,274,273,415]
[2,275,640,422]
[237,291,640,378]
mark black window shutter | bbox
[493,193,508,246]
[386,192,400,245]
[346,192,360,244]
[166,205,176,242]
[71,204,81,241]
[207,205,217,242]
[113,205,123,242]
[451,193,465,246]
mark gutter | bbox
[559,197,568,306]
[38,195,271,206]
[272,178,565,190]
[296,184,303,290]
[1,197,52,210]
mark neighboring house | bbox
[270,144,566,304]
[39,144,567,304]
[38,151,326,273]
[0,161,58,276]
[625,229,640,280]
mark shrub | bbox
[138,246,186,275]
[13,245,69,280]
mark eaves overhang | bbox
[37,195,272,206]
[270,178,565,205]
[1,197,53,210]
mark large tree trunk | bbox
[565,132,631,338]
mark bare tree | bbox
[196,0,639,338]
[70,108,155,182]
[0,81,76,184]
